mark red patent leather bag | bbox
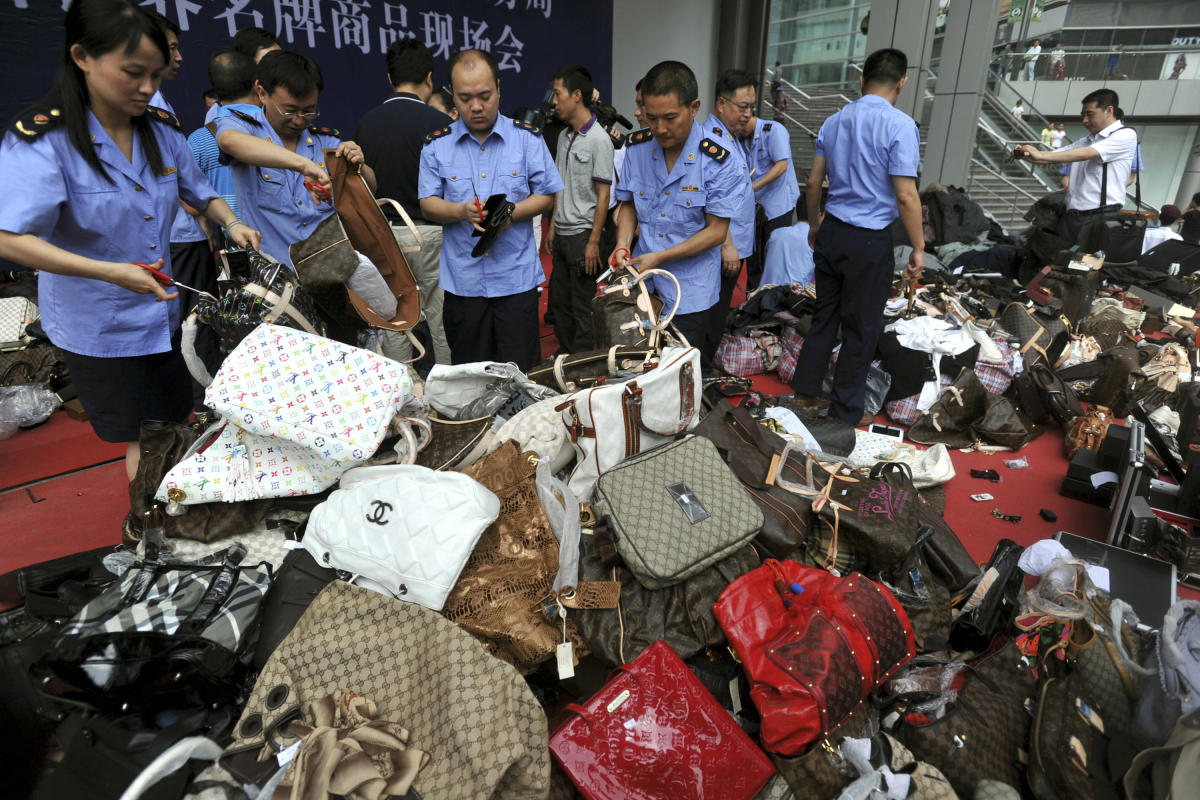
[714,559,916,755]
[549,640,775,800]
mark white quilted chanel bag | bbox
[303,465,500,611]
[559,345,701,500]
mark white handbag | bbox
[491,395,572,473]
[303,464,501,611]
[156,420,347,504]
[845,432,956,489]
[559,345,702,500]
[205,324,412,463]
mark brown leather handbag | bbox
[908,368,988,449]
[442,441,585,674]
[693,400,815,561]
[892,641,1036,798]
[591,267,678,349]
[527,345,657,392]
[123,419,271,545]
[288,213,358,286]
[324,150,422,335]
[1065,405,1112,459]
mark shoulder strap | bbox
[1098,128,1140,213]
[205,121,217,138]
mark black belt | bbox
[1066,204,1121,217]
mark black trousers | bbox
[548,231,598,354]
[790,215,893,424]
[673,300,721,375]
[746,209,793,290]
[169,239,219,411]
[443,288,541,371]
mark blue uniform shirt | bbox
[702,113,755,259]
[743,118,800,220]
[0,109,218,357]
[816,94,920,231]
[615,121,744,314]
[418,114,563,297]
[215,104,341,267]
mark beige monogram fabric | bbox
[221,580,549,799]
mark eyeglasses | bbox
[720,98,755,113]
[266,96,319,121]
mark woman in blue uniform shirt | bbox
[0,0,260,479]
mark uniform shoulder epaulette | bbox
[425,125,452,144]
[10,105,64,141]
[763,122,773,132]
[308,124,341,139]
[698,138,729,162]
[146,106,181,131]
[229,107,261,125]
[712,126,725,138]
[513,117,541,136]
[626,128,653,146]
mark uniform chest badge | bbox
[687,153,695,160]
[682,185,699,192]
[160,166,178,176]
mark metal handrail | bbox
[969,158,1041,222]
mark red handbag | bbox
[714,560,916,755]
[549,640,775,800]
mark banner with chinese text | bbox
[1,0,613,137]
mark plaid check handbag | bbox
[31,530,271,713]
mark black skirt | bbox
[61,336,193,443]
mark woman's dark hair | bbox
[24,0,170,183]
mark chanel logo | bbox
[365,500,392,526]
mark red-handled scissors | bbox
[133,262,217,301]
[304,180,332,203]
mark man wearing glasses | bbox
[701,70,757,348]
[1014,89,1136,247]
[215,50,376,267]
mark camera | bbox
[511,88,557,133]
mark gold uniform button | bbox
[660,212,666,217]
[149,244,157,250]
[263,173,270,179]
[451,174,456,179]
[511,171,517,176]
[144,215,152,221]
[664,190,670,195]
[306,137,313,144]
[134,184,143,192]
[481,172,486,178]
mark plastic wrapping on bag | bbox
[347,251,397,321]
[535,458,581,593]
[0,383,60,439]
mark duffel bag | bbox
[559,345,701,500]
[998,302,1070,368]
[527,345,657,392]
[714,559,915,755]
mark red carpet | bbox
[0,411,124,491]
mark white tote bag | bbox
[559,345,702,500]
[303,465,501,611]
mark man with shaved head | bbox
[419,49,563,368]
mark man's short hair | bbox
[146,9,180,37]
[386,38,434,87]
[1192,191,1200,207]
[208,49,256,103]
[231,26,278,58]
[641,61,698,106]
[862,48,908,88]
[256,50,324,97]
[1082,88,1119,112]
[635,78,643,93]
[448,49,500,89]
[716,69,756,100]
[553,64,595,108]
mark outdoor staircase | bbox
[763,77,1060,233]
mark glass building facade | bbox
[767,0,871,88]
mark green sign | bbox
[1009,0,1028,21]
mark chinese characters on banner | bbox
[1,0,612,134]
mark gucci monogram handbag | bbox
[591,435,764,590]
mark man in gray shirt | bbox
[544,64,615,353]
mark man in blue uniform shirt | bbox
[419,49,562,370]
[701,69,757,348]
[741,103,800,290]
[215,50,375,268]
[611,60,744,371]
[790,48,924,426]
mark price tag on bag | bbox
[556,642,575,680]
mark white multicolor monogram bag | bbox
[155,420,346,504]
[205,324,412,463]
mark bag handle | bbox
[602,266,683,348]
[241,282,320,334]
[376,197,424,253]
[180,312,213,388]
